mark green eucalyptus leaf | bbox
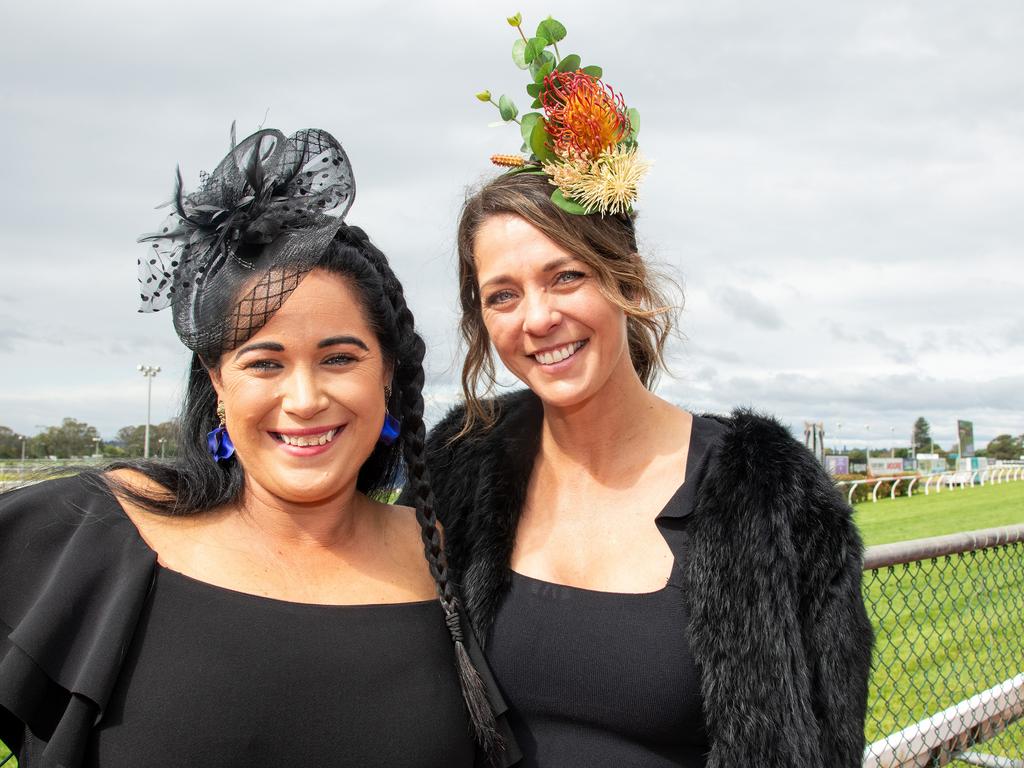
[520,112,541,145]
[530,119,555,163]
[581,65,603,78]
[532,49,557,79]
[627,107,640,140]
[526,82,544,97]
[524,37,545,64]
[512,39,528,69]
[498,94,519,122]
[537,17,567,44]
[556,53,581,72]
[551,188,589,215]
[531,98,542,109]
[531,51,556,82]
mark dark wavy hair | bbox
[100,224,500,758]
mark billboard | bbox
[868,457,905,477]
[957,420,975,457]
[825,455,849,475]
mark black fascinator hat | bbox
[138,126,356,361]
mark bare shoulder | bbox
[103,468,169,514]
[102,468,212,540]
[373,498,445,552]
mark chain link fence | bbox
[862,524,1024,767]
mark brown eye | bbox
[245,359,282,371]
[324,353,358,366]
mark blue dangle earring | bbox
[207,400,236,462]
[379,386,401,446]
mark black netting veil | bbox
[138,127,355,360]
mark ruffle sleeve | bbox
[0,474,156,768]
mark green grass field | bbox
[854,481,1024,546]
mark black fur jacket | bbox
[408,389,873,768]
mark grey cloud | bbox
[716,286,784,330]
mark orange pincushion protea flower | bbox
[541,71,631,159]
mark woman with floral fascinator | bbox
[403,14,873,768]
[0,127,518,768]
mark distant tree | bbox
[33,418,101,458]
[912,417,932,454]
[848,449,867,464]
[0,426,25,459]
[116,421,181,458]
[986,434,1024,461]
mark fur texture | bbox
[410,389,873,767]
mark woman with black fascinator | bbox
[0,128,517,767]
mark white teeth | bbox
[280,428,337,447]
[535,341,584,366]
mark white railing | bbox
[838,466,1024,505]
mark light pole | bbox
[137,364,161,458]
[92,437,102,458]
[836,422,843,454]
[158,437,166,460]
[890,426,895,459]
[16,434,25,479]
[864,424,871,467]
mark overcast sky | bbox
[1,0,1021,453]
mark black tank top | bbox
[486,417,720,768]
[85,566,475,768]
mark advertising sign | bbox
[957,420,975,457]
[825,455,849,475]
[917,457,947,475]
[868,457,905,477]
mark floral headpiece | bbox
[476,13,648,216]
[137,126,355,359]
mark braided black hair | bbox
[348,229,501,756]
[101,224,500,760]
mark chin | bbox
[522,375,596,410]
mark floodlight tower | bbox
[137,364,161,458]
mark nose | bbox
[280,366,330,420]
[521,288,561,337]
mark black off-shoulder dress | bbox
[0,475,519,768]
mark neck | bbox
[231,479,367,553]
[538,357,663,480]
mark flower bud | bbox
[507,12,522,27]
[475,90,492,102]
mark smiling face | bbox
[474,214,633,409]
[209,269,390,507]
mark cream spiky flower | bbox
[543,145,650,215]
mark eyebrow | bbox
[318,335,369,351]
[479,256,577,292]
[233,335,369,360]
[234,341,284,360]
